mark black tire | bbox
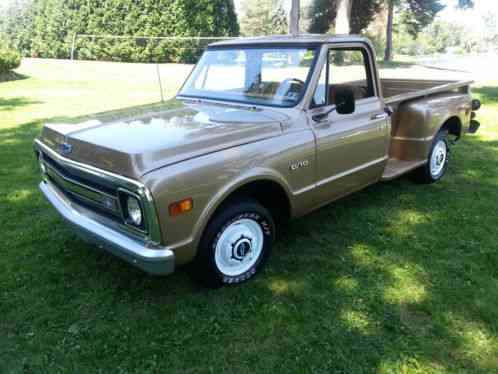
[190,198,275,288]
[412,130,450,184]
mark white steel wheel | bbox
[430,139,447,177]
[412,131,449,184]
[214,218,264,277]
[191,198,275,288]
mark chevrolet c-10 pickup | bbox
[35,35,481,287]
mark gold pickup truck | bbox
[35,35,481,287]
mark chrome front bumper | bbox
[40,180,175,275]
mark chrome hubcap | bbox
[214,218,264,276]
[430,140,447,176]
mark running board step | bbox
[381,159,426,181]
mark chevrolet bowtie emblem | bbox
[59,142,72,155]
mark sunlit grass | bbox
[442,313,498,372]
[340,309,378,335]
[383,266,428,304]
[0,58,191,129]
[4,189,34,203]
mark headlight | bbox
[126,196,143,226]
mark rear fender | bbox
[390,92,471,161]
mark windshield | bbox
[178,47,318,107]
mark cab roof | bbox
[209,34,370,48]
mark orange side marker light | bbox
[169,198,193,217]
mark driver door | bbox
[308,45,390,205]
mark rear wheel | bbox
[412,131,449,183]
[190,198,275,288]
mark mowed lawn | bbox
[1,58,498,373]
[0,58,192,129]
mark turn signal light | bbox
[169,198,193,217]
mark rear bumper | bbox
[40,180,175,275]
[468,119,480,134]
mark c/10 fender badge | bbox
[289,159,310,171]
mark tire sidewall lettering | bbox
[212,211,271,285]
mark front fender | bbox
[141,130,316,265]
[191,167,294,249]
[144,166,293,265]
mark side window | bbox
[328,49,374,101]
[312,47,374,108]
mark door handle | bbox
[371,112,389,121]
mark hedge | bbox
[0,48,21,73]
[1,0,239,63]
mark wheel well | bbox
[440,116,462,140]
[219,180,291,228]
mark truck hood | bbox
[39,102,286,179]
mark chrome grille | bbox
[40,151,122,219]
[35,139,160,243]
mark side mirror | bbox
[311,87,356,123]
[335,88,355,115]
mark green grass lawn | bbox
[0,58,191,129]
[1,59,498,373]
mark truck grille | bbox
[40,151,122,221]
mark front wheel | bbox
[190,198,275,288]
[412,131,449,183]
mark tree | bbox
[271,3,289,35]
[384,1,395,61]
[384,0,444,61]
[0,0,240,62]
[240,0,288,36]
[0,0,36,55]
[335,0,353,34]
[307,0,337,34]
[240,0,271,35]
[351,0,383,34]
[307,0,381,34]
[384,0,475,61]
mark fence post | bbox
[70,33,77,60]
[156,63,164,102]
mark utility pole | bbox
[289,0,300,36]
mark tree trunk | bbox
[384,0,394,61]
[335,0,352,34]
[289,0,300,35]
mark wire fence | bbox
[71,34,235,60]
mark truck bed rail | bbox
[383,79,473,106]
